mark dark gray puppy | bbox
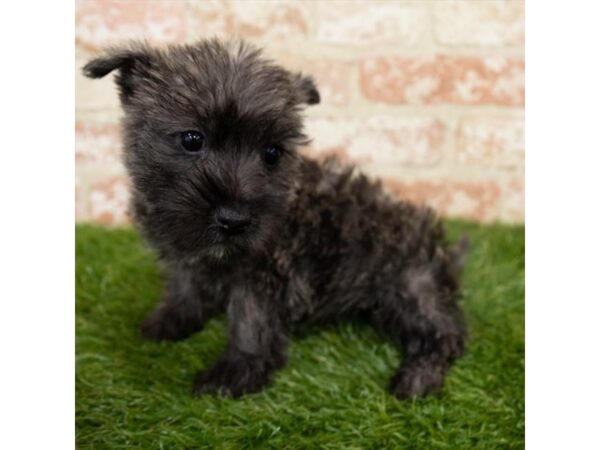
[83,39,468,400]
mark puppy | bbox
[83,39,467,399]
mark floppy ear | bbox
[82,49,149,104]
[293,73,320,105]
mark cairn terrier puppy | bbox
[83,39,468,399]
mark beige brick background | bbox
[75,0,524,224]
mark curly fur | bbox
[84,39,467,400]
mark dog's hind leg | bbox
[371,266,466,399]
[141,267,221,341]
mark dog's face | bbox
[84,40,319,265]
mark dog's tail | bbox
[449,234,470,278]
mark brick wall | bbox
[75,0,524,224]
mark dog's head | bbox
[84,39,319,265]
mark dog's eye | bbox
[180,131,204,152]
[264,145,282,166]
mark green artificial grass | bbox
[76,221,524,449]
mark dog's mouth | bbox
[178,241,245,268]
[198,227,255,262]
[175,212,272,267]
[205,243,239,261]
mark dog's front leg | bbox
[194,286,287,397]
[141,267,220,341]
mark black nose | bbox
[215,206,251,235]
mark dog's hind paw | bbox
[389,364,446,400]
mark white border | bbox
[0,1,74,448]
[527,1,600,449]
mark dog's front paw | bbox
[140,304,202,342]
[389,364,445,400]
[194,356,271,398]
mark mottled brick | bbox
[75,0,188,50]
[185,0,230,38]
[188,0,309,41]
[76,121,122,164]
[315,0,428,45]
[75,175,85,222]
[306,117,445,167]
[500,176,524,223]
[307,61,353,106]
[385,179,502,222]
[75,0,525,224]
[434,0,525,47]
[360,55,524,106]
[456,118,524,167]
[89,176,130,225]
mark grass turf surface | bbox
[76,221,524,449]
